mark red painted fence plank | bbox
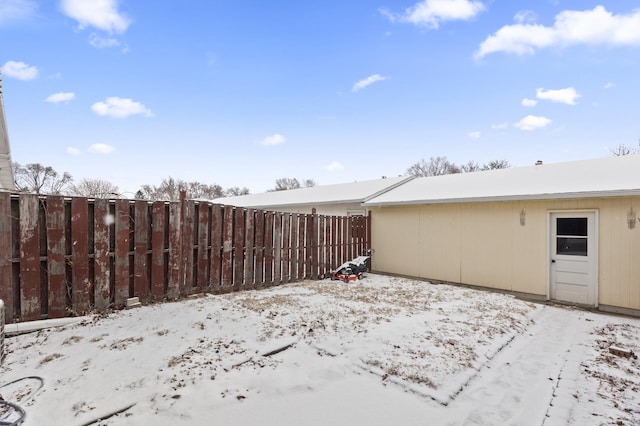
[114,199,130,307]
[71,197,90,314]
[210,204,223,291]
[0,193,13,322]
[134,201,149,299]
[290,214,298,282]
[197,203,210,292]
[46,196,66,318]
[233,207,245,288]
[182,200,195,295]
[93,198,110,310]
[281,213,290,283]
[167,202,181,300]
[292,214,307,280]
[244,209,255,288]
[19,195,41,321]
[151,201,165,299]
[264,212,274,285]
[254,210,265,287]
[273,213,282,284]
[221,205,234,288]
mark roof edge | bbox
[362,176,415,203]
[364,189,640,206]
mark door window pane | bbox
[556,237,587,256]
[557,218,587,236]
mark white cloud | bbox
[45,92,75,103]
[604,82,615,89]
[2,60,38,80]
[382,0,485,29]
[326,161,344,171]
[514,10,537,25]
[66,146,80,155]
[536,87,580,105]
[60,0,130,33]
[491,122,509,130]
[88,33,121,48]
[514,115,551,131]
[0,0,37,24]
[91,97,153,118]
[352,74,388,93]
[88,143,115,154]
[468,131,481,139]
[476,6,640,58]
[261,134,285,146]
[521,98,538,107]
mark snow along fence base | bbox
[0,191,371,323]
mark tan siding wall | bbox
[371,196,640,310]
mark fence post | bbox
[0,192,13,322]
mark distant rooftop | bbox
[364,155,640,206]
[211,176,413,208]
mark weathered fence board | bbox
[1,193,370,323]
[290,214,299,282]
[232,207,244,289]
[264,212,274,285]
[210,204,223,290]
[0,193,13,321]
[134,201,149,299]
[19,195,40,321]
[221,205,233,288]
[46,196,67,317]
[114,199,130,307]
[71,197,90,314]
[273,213,282,284]
[197,204,209,292]
[182,200,195,295]
[150,201,165,299]
[254,210,264,286]
[93,198,111,309]
[282,213,290,283]
[244,209,255,288]
[167,202,181,300]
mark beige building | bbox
[364,155,640,316]
[212,176,413,216]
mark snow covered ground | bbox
[1,274,639,425]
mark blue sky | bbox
[1,0,639,194]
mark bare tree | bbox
[611,141,640,156]
[224,187,250,196]
[69,178,119,198]
[272,177,316,191]
[459,160,482,173]
[483,159,510,170]
[407,157,510,177]
[13,162,73,195]
[406,156,460,177]
[138,177,229,200]
[187,182,224,199]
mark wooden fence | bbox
[0,192,370,323]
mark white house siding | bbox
[370,196,640,311]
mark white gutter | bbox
[364,189,640,207]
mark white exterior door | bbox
[549,212,598,306]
